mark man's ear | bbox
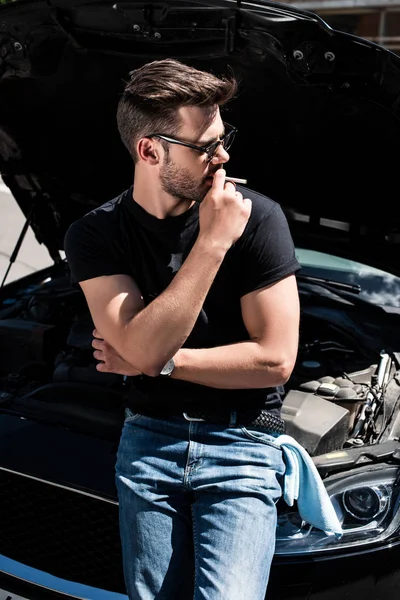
[137,138,160,164]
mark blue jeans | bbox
[115,411,285,600]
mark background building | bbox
[288,0,400,54]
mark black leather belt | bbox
[136,408,286,434]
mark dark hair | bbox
[116,59,238,162]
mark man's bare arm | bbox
[80,241,226,376]
[90,275,300,388]
[170,274,300,388]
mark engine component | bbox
[350,351,392,440]
[281,389,350,456]
[67,315,95,350]
[53,361,120,385]
[0,318,57,373]
[299,376,366,429]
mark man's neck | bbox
[133,167,194,219]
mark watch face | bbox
[160,358,175,377]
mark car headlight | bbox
[275,465,400,555]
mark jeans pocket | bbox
[240,426,282,450]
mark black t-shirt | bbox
[64,185,301,414]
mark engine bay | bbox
[0,263,399,458]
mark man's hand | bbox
[92,329,142,376]
[199,168,252,252]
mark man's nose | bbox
[210,144,229,165]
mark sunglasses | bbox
[147,122,237,162]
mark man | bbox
[64,58,301,600]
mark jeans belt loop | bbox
[229,411,237,427]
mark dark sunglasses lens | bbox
[223,129,236,151]
[207,141,221,160]
[206,128,237,160]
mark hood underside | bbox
[0,0,400,272]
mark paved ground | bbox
[0,176,53,285]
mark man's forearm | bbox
[171,343,291,389]
[120,239,226,376]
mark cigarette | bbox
[225,176,247,184]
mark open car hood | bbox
[0,0,400,273]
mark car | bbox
[0,0,400,598]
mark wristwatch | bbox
[159,357,175,377]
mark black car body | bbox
[0,0,400,598]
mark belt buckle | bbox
[183,412,206,422]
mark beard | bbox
[159,152,212,204]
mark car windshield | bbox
[295,248,400,309]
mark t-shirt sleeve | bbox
[237,202,301,298]
[64,216,130,285]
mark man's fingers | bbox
[224,180,236,193]
[92,338,103,349]
[210,170,240,194]
[243,197,253,215]
[93,328,103,340]
[234,191,243,202]
[211,168,226,191]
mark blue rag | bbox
[275,434,343,537]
